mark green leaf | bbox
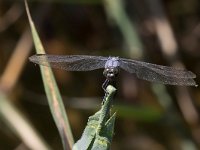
[73,85,116,150]
[24,1,74,149]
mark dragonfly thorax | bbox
[103,57,120,80]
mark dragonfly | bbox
[29,54,197,89]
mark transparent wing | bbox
[120,58,197,86]
[29,54,108,71]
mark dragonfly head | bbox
[103,67,119,80]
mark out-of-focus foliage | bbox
[0,0,199,149]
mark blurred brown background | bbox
[0,0,200,149]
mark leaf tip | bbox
[24,0,33,25]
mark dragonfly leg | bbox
[102,79,109,92]
[102,79,110,104]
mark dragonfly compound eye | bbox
[108,72,114,77]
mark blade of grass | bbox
[24,1,74,149]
